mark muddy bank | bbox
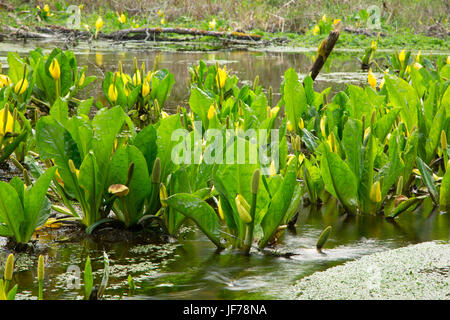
[293,241,450,300]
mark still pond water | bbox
[0,39,448,300]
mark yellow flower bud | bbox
[68,159,79,178]
[159,184,168,207]
[269,160,277,177]
[313,25,320,35]
[270,106,279,118]
[37,255,44,281]
[78,73,85,86]
[108,84,118,103]
[298,118,304,130]
[441,130,447,151]
[327,134,337,153]
[4,253,14,281]
[95,17,103,30]
[370,40,377,50]
[368,69,377,89]
[145,71,153,83]
[216,66,227,89]
[0,107,14,136]
[218,198,225,220]
[0,75,11,88]
[235,194,252,224]
[413,62,423,70]
[287,120,294,132]
[370,181,382,203]
[398,50,406,64]
[207,105,216,120]
[133,70,141,85]
[14,78,28,95]
[405,65,411,74]
[209,19,217,29]
[416,50,422,62]
[49,58,60,80]
[118,13,126,24]
[142,80,150,97]
[298,154,305,165]
[320,116,326,137]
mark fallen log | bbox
[0,24,53,39]
[35,24,263,42]
[308,29,340,81]
[110,27,263,41]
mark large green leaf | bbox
[165,193,223,248]
[424,104,446,163]
[212,135,263,243]
[440,168,450,209]
[259,157,298,248]
[132,124,158,173]
[156,114,182,183]
[417,156,439,204]
[78,152,103,226]
[165,168,194,235]
[283,68,307,134]
[359,131,375,214]
[0,182,24,242]
[7,52,25,84]
[107,145,150,226]
[320,144,358,215]
[150,69,175,107]
[189,86,214,129]
[22,167,57,240]
[377,129,405,202]
[91,106,126,175]
[342,118,362,180]
[36,116,81,195]
[385,74,419,132]
[373,108,401,143]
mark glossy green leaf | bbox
[166,193,224,248]
[283,68,307,134]
[0,182,23,242]
[440,168,450,209]
[23,166,57,240]
[417,156,439,204]
[320,144,358,215]
[259,157,298,248]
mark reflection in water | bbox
[0,39,369,113]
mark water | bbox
[0,39,378,111]
[1,196,448,300]
[0,39,449,300]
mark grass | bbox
[0,0,448,50]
